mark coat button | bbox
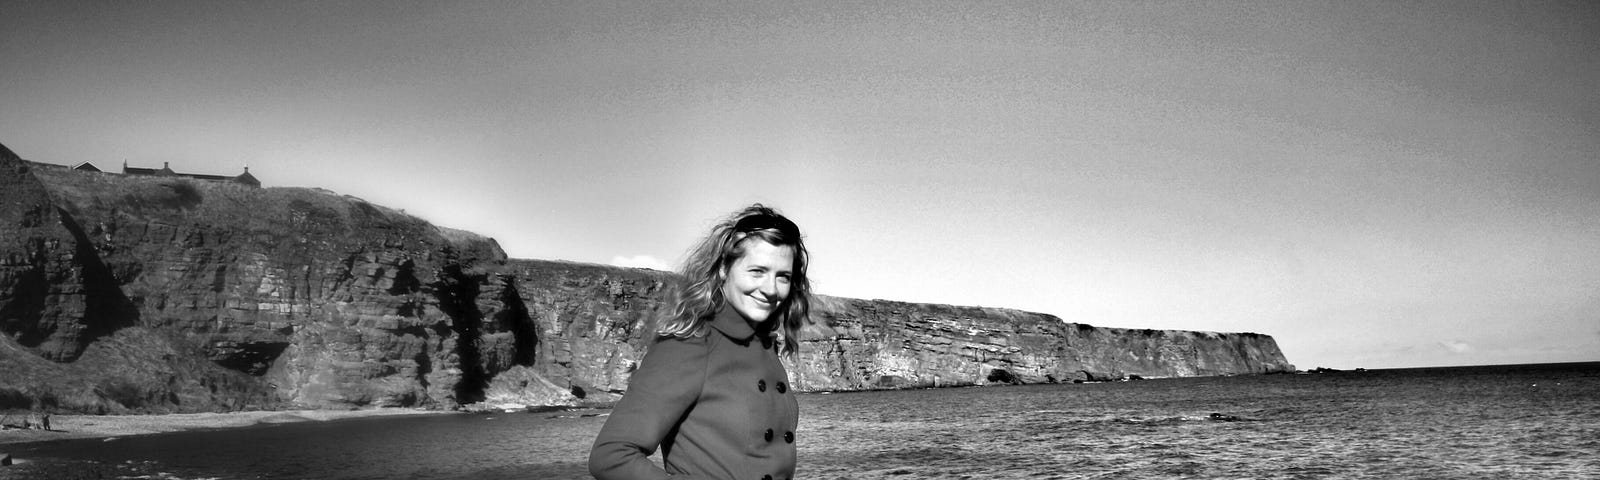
[764,428,774,442]
[784,430,794,443]
[777,381,787,393]
[758,379,767,392]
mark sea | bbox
[3,362,1596,479]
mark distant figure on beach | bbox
[590,204,813,480]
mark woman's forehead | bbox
[733,239,795,267]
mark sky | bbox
[3,1,1596,370]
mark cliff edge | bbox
[0,143,1293,414]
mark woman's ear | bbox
[712,263,731,295]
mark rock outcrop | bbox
[0,143,1293,414]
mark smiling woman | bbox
[652,204,812,355]
[589,204,813,480]
[720,240,795,329]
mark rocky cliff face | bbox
[0,143,1293,414]
[790,297,1294,389]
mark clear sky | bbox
[4,1,1596,370]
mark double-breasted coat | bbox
[589,307,800,480]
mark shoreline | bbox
[0,408,451,445]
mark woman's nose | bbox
[758,278,779,298]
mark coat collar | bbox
[709,305,775,347]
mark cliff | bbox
[0,143,1293,414]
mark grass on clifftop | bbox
[26,164,498,255]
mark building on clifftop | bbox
[122,161,260,188]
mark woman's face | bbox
[721,239,795,325]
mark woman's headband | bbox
[733,213,800,239]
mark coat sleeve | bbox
[589,337,709,480]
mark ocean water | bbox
[3,362,1596,479]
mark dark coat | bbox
[590,307,800,480]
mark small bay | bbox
[4,362,1596,479]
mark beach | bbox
[0,408,448,445]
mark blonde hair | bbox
[655,204,811,357]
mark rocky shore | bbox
[0,408,444,445]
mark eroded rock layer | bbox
[0,144,1292,414]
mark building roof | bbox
[122,161,260,187]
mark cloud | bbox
[1437,340,1473,354]
[610,255,671,271]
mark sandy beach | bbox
[0,408,449,445]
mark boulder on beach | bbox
[466,365,581,413]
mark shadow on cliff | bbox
[2,206,140,363]
[429,260,545,408]
[495,275,538,368]
[432,261,489,405]
[53,207,141,359]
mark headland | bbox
[0,141,1293,417]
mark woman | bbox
[590,204,812,480]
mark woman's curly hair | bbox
[654,204,811,357]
